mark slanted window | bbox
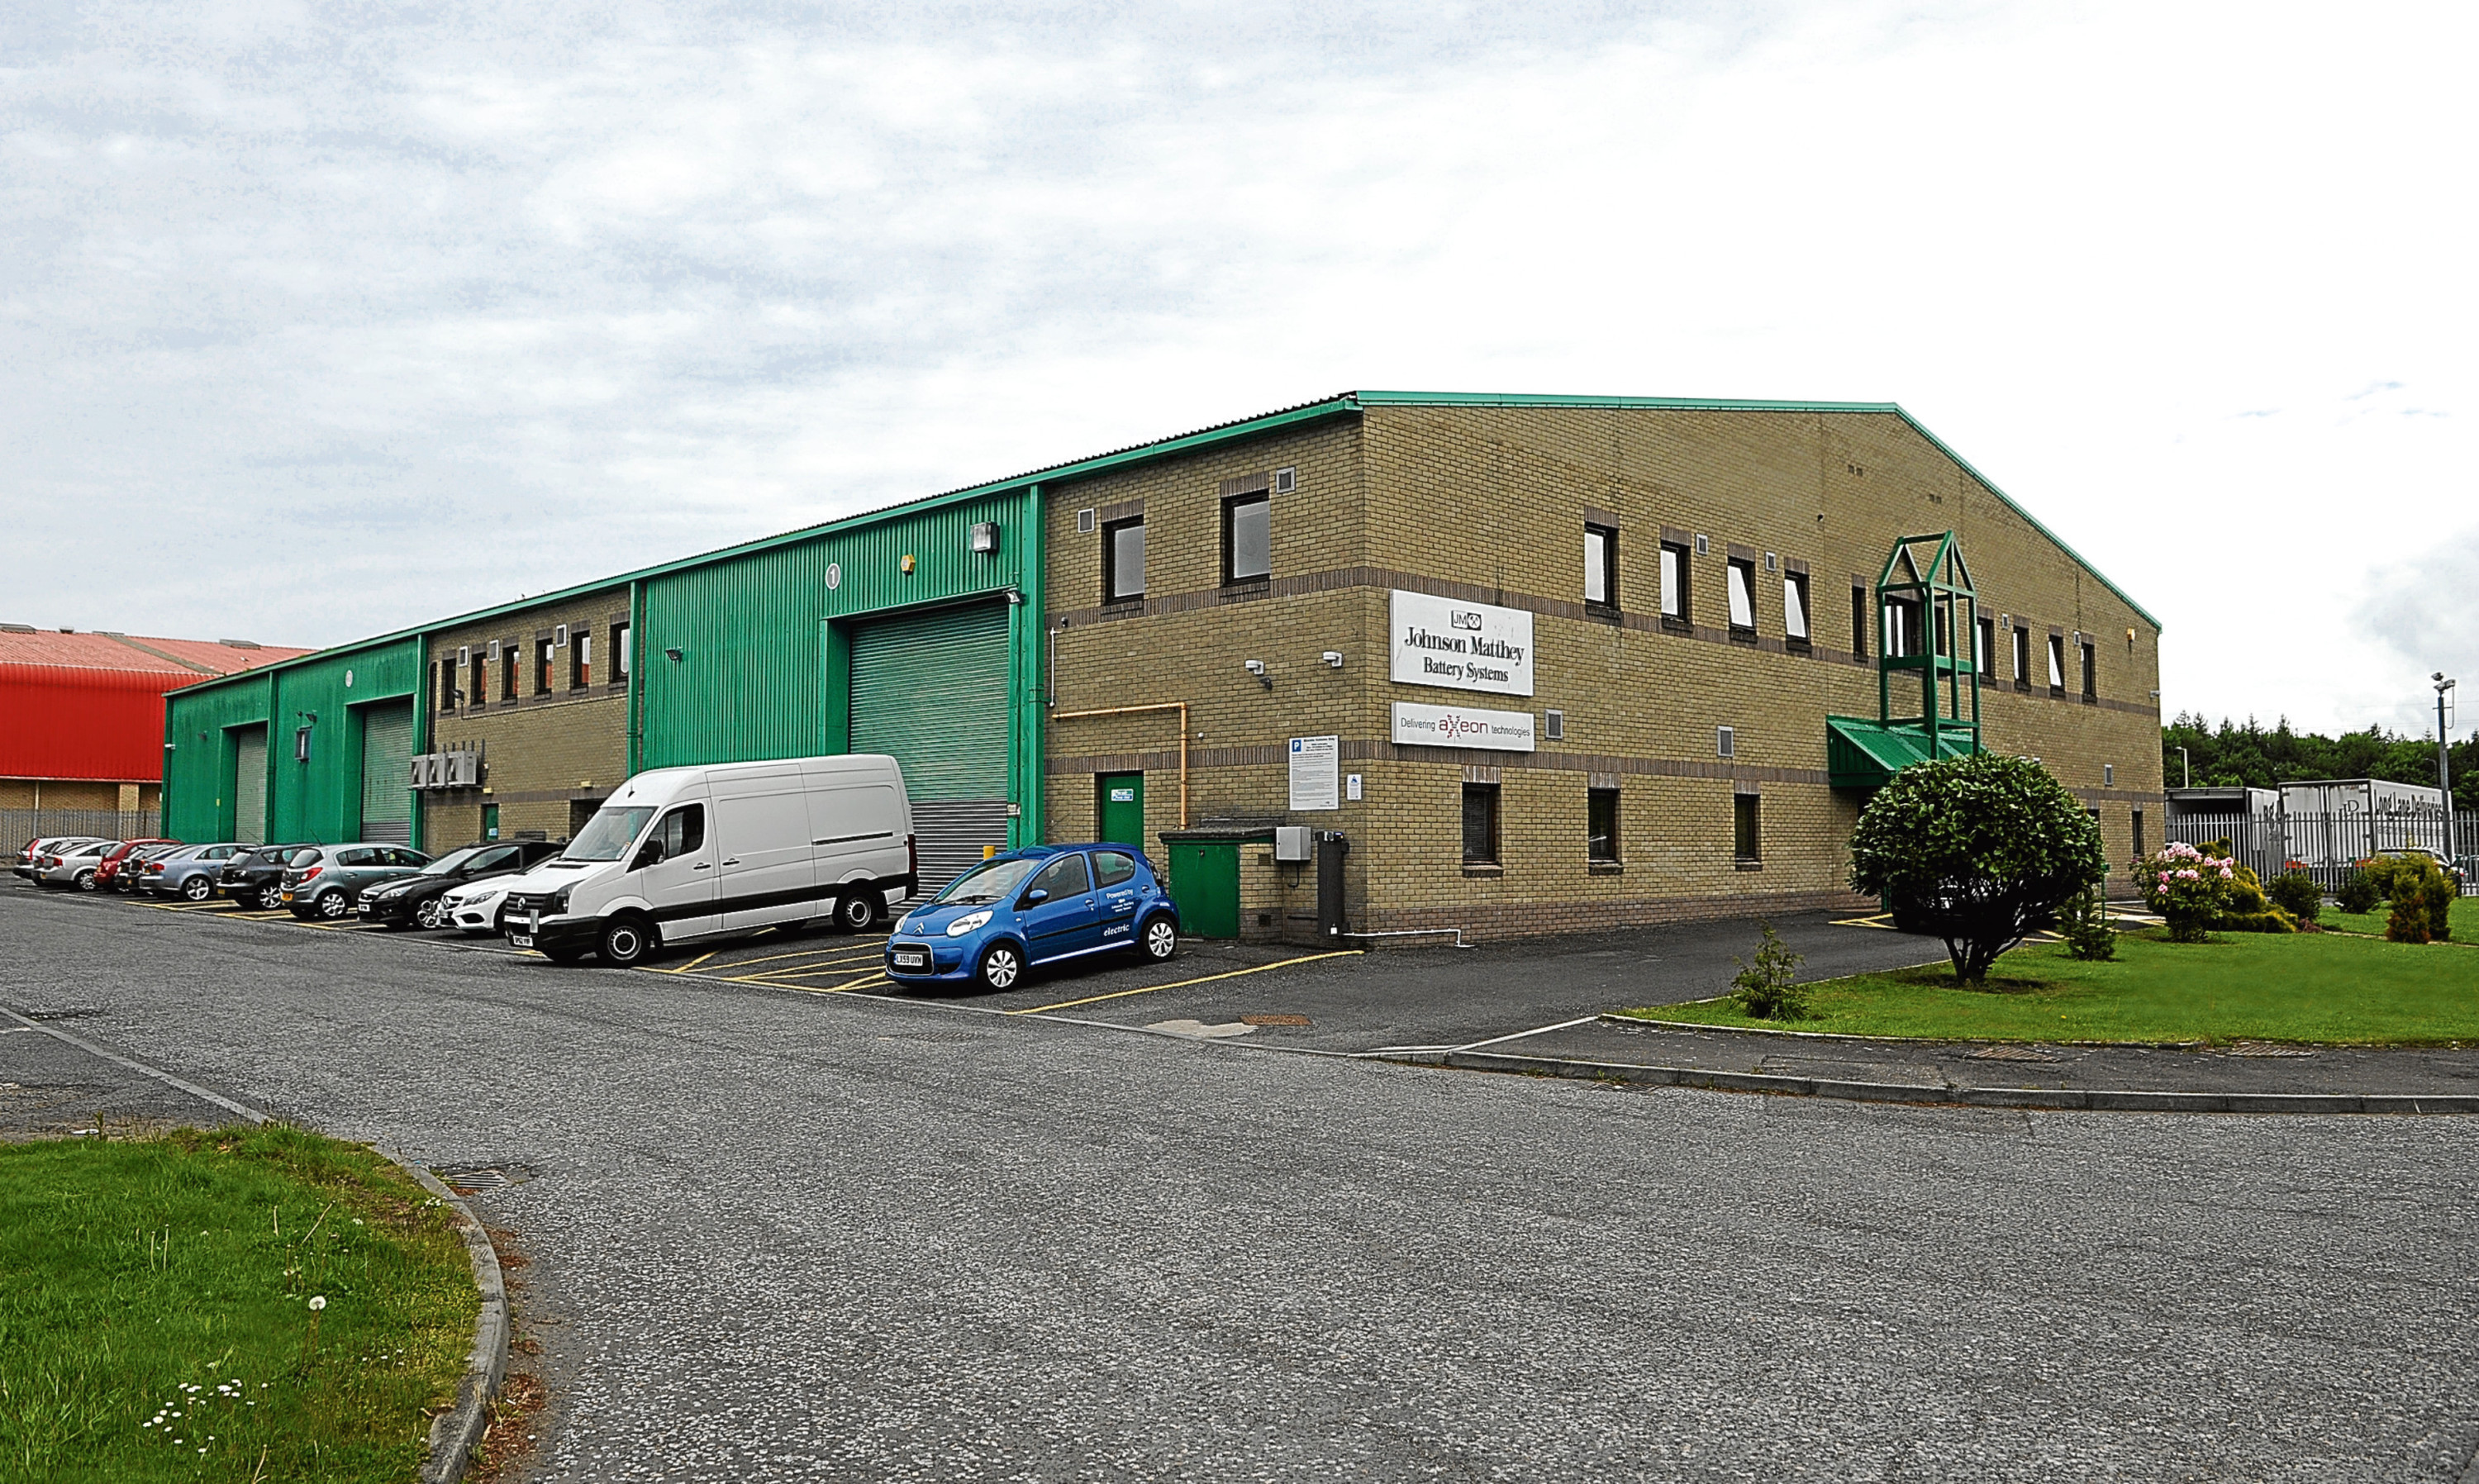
[612,623,631,683]
[1852,584,1868,657]
[1733,793,1761,863]
[2012,625,2031,691]
[1660,542,1690,623]
[1783,571,1810,643]
[650,803,705,861]
[1587,788,1620,863]
[1583,524,1617,610]
[1029,850,1092,900]
[571,630,593,689]
[2080,640,2097,700]
[1104,517,1146,602]
[1092,850,1138,887]
[1726,558,1756,633]
[2048,634,2067,695]
[1462,782,1500,866]
[1976,616,1996,676]
[1224,492,1270,584]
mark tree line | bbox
[2161,714,2479,812]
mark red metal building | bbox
[1,627,308,832]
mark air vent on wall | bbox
[457,645,471,667]
[1545,709,1564,741]
[1716,725,1735,759]
[1077,508,1097,534]
[488,639,502,660]
[1764,552,1777,572]
[553,624,569,647]
[1274,467,1297,494]
[1694,534,1711,556]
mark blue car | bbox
[885,844,1180,990]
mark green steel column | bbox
[1011,482,1046,848]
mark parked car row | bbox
[12,832,560,934]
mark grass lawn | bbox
[2317,892,2479,940]
[1628,926,2479,1044]
[0,1124,478,1482]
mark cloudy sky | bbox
[4,0,2470,737]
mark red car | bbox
[93,838,179,892]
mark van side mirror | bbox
[1023,887,1049,906]
[631,840,667,870]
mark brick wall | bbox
[419,592,631,848]
[1041,402,2163,944]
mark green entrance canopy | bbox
[1826,716,1977,791]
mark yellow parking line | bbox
[699,942,885,973]
[1007,950,1364,1015]
[655,951,718,975]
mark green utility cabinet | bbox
[1164,839,1240,939]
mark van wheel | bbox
[975,942,1023,991]
[1140,915,1178,962]
[835,893,880,932]
[181,875,214,901]
[600,916,655,967]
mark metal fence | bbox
[2163,810,2479,894]
[2,809,164,850]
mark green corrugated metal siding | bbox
[358,701,414,841]
[162,640,421,844]
[848,603,1011,798]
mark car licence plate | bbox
[510,934,535,949]
[892,949,928,969]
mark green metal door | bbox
[358,701,414,844]
[231,725,267,844]
[1166,840,1240,939]
[848,602,1011,894]
[1097,773,1144,849]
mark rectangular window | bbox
[1853,584,1869,657]
[2012,625,2031,690]
[1934,602,1952,658]
[438,660,458,713]
[2133,808,2145,862]
[2080,640,2097,700]
[1224,492,1270,584]
[1583,524,1616,609]
[536,638,555,696]
[1660,542,1689,622]
[1884,597,1920,658]
[613,622,631,683]
[1726,558,1756,632]
[1461,782,1500,866]
[1783,571,1810,642]
[2048,634,2067,694]
[1104,517,1146,602]
[572,630,593,689]
[1733,793,1761,863]
[1976,616,1995,676]
[501,642,518,701]
[1587,788,1620,863]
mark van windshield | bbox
[932,857,1042,906]
[564,806,657,862]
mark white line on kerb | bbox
[0,1006,269,1125]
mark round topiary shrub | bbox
[2265,868,2324,925]
[2335,867,2381,916]
[1849,752,2108,987]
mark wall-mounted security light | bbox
[1321,651,1344,668]
[664,647,685,663]
[899,554,917,575]
[1244,659,1271,690]
[969,522,1000,554]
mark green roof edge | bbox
[170,386,2157,696]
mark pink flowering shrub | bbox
[2139,841,2235,942]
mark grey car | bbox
[15,836,103,881]
[34,840,120,890]
[139,842,253,901]
[281,844,431,920]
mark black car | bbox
[218,843,316,911]
[356,840,563,930]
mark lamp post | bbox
[2437,673,2458,868]
[2177,746,2191,790]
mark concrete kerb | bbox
[0,1004,510,1483]
[1398,1047,2479,1115]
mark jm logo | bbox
[1449,610,1482,630]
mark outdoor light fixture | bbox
[1321,651,1344,668]
[2437,673,2459,866]
[1244,659,1271,690]
[969,521,1000,554]
[664,647,685,663]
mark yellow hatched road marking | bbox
[700,942,885,973]
[654,951,718,975]
[1008,950,1364,1015]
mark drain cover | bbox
[1966,1044,2064,1063]
[2222,1043,2317,1058]
[431,1163,537,1195]
[1241,1014,1312,1027]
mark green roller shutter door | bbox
[232,726,267,844]
[848,602,1011,895]
[359,701,415,844]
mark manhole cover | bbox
[1966,1044,2064,1063]
[1241,1014,1312,1027]
[431,1163,538,1196]
[2222,1043,2317,1058]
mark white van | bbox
[499,754,914,966]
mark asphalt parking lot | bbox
[11,883,2479,1481]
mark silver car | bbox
[35,840,121,890]
[139,842,253,901]
[15,836,103,881]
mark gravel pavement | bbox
[7,887,2479,1481]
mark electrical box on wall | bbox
[1274,826,1312,862]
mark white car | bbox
[442,878,519,935]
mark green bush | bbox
[1731,922,1810,1020]
[2058,882,2117,960]
[2266,869,2324,925]
[2374,854,2456,943]
[1849,753,2108,986]
[2217,908,2300,934]
[2139,841,2237,943]
[2336,868,2381,916]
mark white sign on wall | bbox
[1392,702,1536,753]
[1288,735,1340,811]
[1388,589,1535,697]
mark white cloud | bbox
[0,0,2471,740]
